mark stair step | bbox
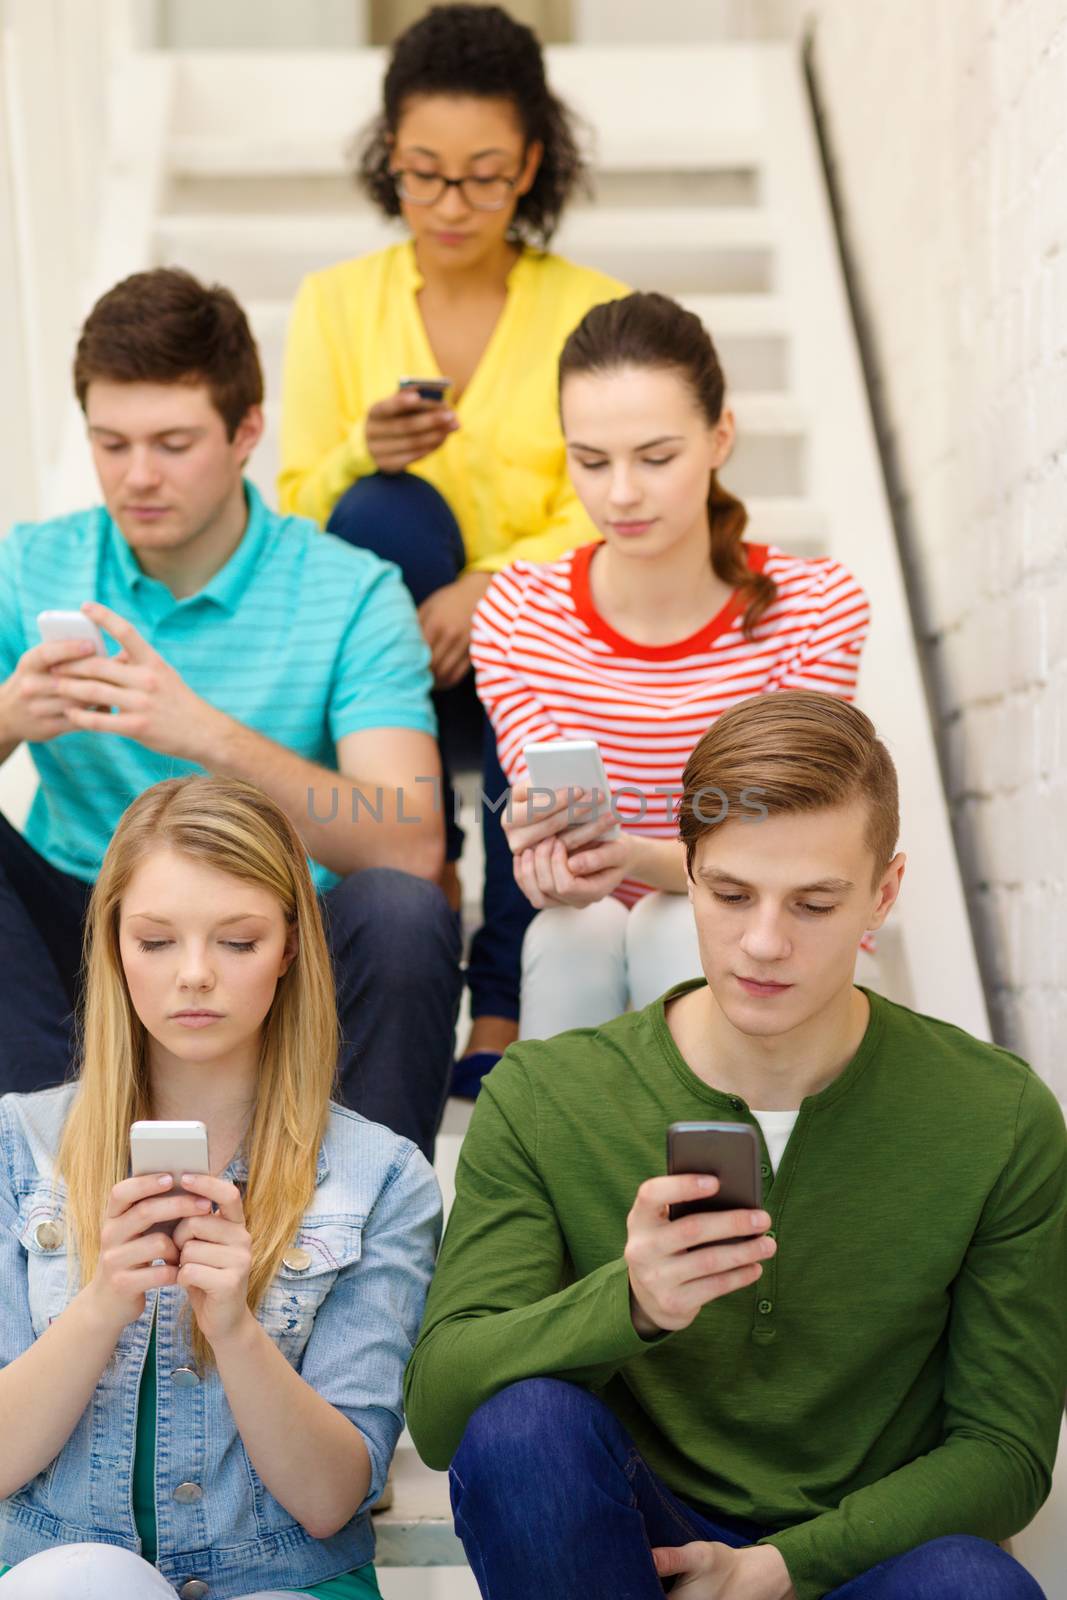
[373,1447,464,1568]
[154,207,777,301]
[167,44,769,176]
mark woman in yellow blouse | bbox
[280,3,625,1093]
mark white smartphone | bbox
[523,739,620,840]
[130,1120,211,1236]
[37,609,106,654]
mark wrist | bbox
[748,1544,795,1600]
[628,1283,666,1341]
[207,1305,261,1359]
[75,1282,129,1346]
[190,703,241,771]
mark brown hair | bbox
[558,291,776,637]
[73,268,264,438]
[678,691,899,882]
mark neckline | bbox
[570,540,770,660]
[649,978,885,1113]
[402,239,533,413]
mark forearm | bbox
[279,425,373,526]
[0,1288,120,1498]
[195,709,443,879]
[763,1436,1049,1600]
[406,1258,651,1470]
[625,835,688,893]
[0,683,21,766]
[213,1311,372,1538]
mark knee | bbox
[327,867,458,977]
[522,899,627,973]
[454,1379,613,1488]
[0,1543,159,1597]
[895,1534,1042,1599]
[327,473,462,581]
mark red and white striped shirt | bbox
[471,541,870,906]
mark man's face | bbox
[689,800,905,1038]
[85,381,261,557]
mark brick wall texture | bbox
[811,0,1067,1102]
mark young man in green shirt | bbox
[405,691,1066,1600]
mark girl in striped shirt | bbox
[470,291,870,1042]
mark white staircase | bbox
[3,35,1063,1600]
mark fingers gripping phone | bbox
[522,739,621,839]
[130,1120,211,1237]
[667,1122,762,1238]
[37,609,106,654]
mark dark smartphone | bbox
[398,375,452,403]
[666,1121,762,1236]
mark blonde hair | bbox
[679,691,899,882]
[57,776,338,1366]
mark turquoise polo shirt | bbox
[0,482,436,892]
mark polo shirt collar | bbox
[105,480,267,616]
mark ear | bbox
[709,407,736,472]
[866,851,906,932]
[516,138,544,196]
[279,923,299,977]
[232,405,265,467]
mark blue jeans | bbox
[0,813,459,1162]
[450,1379,1045,1600]
[328,474,535,1021]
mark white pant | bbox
[0,1542,299,1598]
[519,891,703,1039]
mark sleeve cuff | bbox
[343,417,376,483]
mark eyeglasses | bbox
[389,169,520,212]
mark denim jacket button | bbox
[282,1246,313,1272]
[171,1365,200,1388]
[179,1582,210,1599]
[174,1481,204,1504]
[34,1220,64,1250]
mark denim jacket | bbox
[0,1085,441,1599]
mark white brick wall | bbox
[810,0,1067,1104]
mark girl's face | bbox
[118,848,296,1070]
[561,364,736,563]
[390,93,542,269]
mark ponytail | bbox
[708,472,775,638]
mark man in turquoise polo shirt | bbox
[405,691,1067,1599]
[0,267,460,1158]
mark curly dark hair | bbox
[354,4,589,248]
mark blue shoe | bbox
[450,1050,503,1100]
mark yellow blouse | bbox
[278,240,626,572]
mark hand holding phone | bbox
[365,381,458,472]
[520,740,621,844]
[85,1163,214,1335]
[0,616,104,749]
[624,1123,774,1338]
[37,610,106,655]
[129,1120,211,1237]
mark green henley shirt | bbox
[405,983,1067,1600]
